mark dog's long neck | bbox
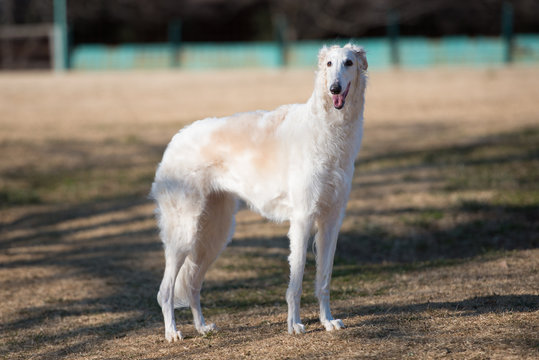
[306,69,367,159]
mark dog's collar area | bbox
[332,82,351,110]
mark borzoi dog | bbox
[151,44,368,342]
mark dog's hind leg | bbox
[314,212,345,331]
[154,184,205,342]
[158,245,187,342]
[175,192,237,335]
[286,216,314,334]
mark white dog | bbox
[151,44,368,342]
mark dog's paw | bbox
[197,323,217,335]
[322,319,344,331]
[165,329,183,342]
[288,322,306,334]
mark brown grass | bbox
[0,67,538,359]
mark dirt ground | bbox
[0,66,538,359]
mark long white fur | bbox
[151,44,368,342]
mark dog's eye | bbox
[327,61,332,67]
[345,59,353,67]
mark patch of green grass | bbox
[0,187,41,207]
[401,209,445,229]
[492,190,539,208]
[330,257,472,301]
[360,127,538,195]
[349,127,538,261]
[441,128,539,193]
[0,138,163,207]
[1,163,155,206]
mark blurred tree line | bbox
[2,0,539,44]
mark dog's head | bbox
[318,44,368,110]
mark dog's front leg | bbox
[315,212,345,331]
[286,216,313,334]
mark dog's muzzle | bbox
[331,82,351,110]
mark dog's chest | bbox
[310,126,360,208]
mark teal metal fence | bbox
[70,35,539,71]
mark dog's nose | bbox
[330,83,342,95]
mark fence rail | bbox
[68,35,539,71]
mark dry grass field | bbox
[0,66,538,359]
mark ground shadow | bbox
[1,199,165,359]
[336,294,539,320]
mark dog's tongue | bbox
[332,94,345,109]
[332,82,350,109]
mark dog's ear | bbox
[345,44,368,71]
[357,48,368,71]
[318,45,329,68]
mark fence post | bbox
[168,19,182,68]
[387,9,400,67]
[274,14,288,67]
[53,0,69,71]
[502,1,514,63]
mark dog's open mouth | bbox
[332,82,351,110]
